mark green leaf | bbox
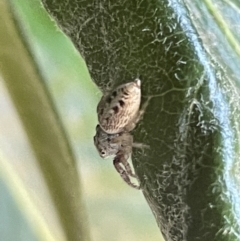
[41,0,240,240]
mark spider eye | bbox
[99,149,106,157]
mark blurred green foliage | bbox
[0,178,38,241]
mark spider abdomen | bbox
[97,79,141,134]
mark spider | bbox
[94,79,148,189]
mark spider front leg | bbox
[113,153,140,189]
[111,133,139,179]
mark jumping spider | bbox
[94,79,148,189]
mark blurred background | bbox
[0,0,161,240]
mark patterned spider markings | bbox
[97,79,141,134]
[94,79,145,189]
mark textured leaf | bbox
[41,0,240,240]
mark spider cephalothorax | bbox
[94,79,146,189]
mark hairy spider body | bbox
[94,124,133,158]
[97,79,141,134]
[94,124,140,189]
[94,79,147,189]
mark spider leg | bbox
[113,154,140,190]
[111,132,133,146]
[132,142,150,149]
[120,153,136,178]
[136,96,152,120]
